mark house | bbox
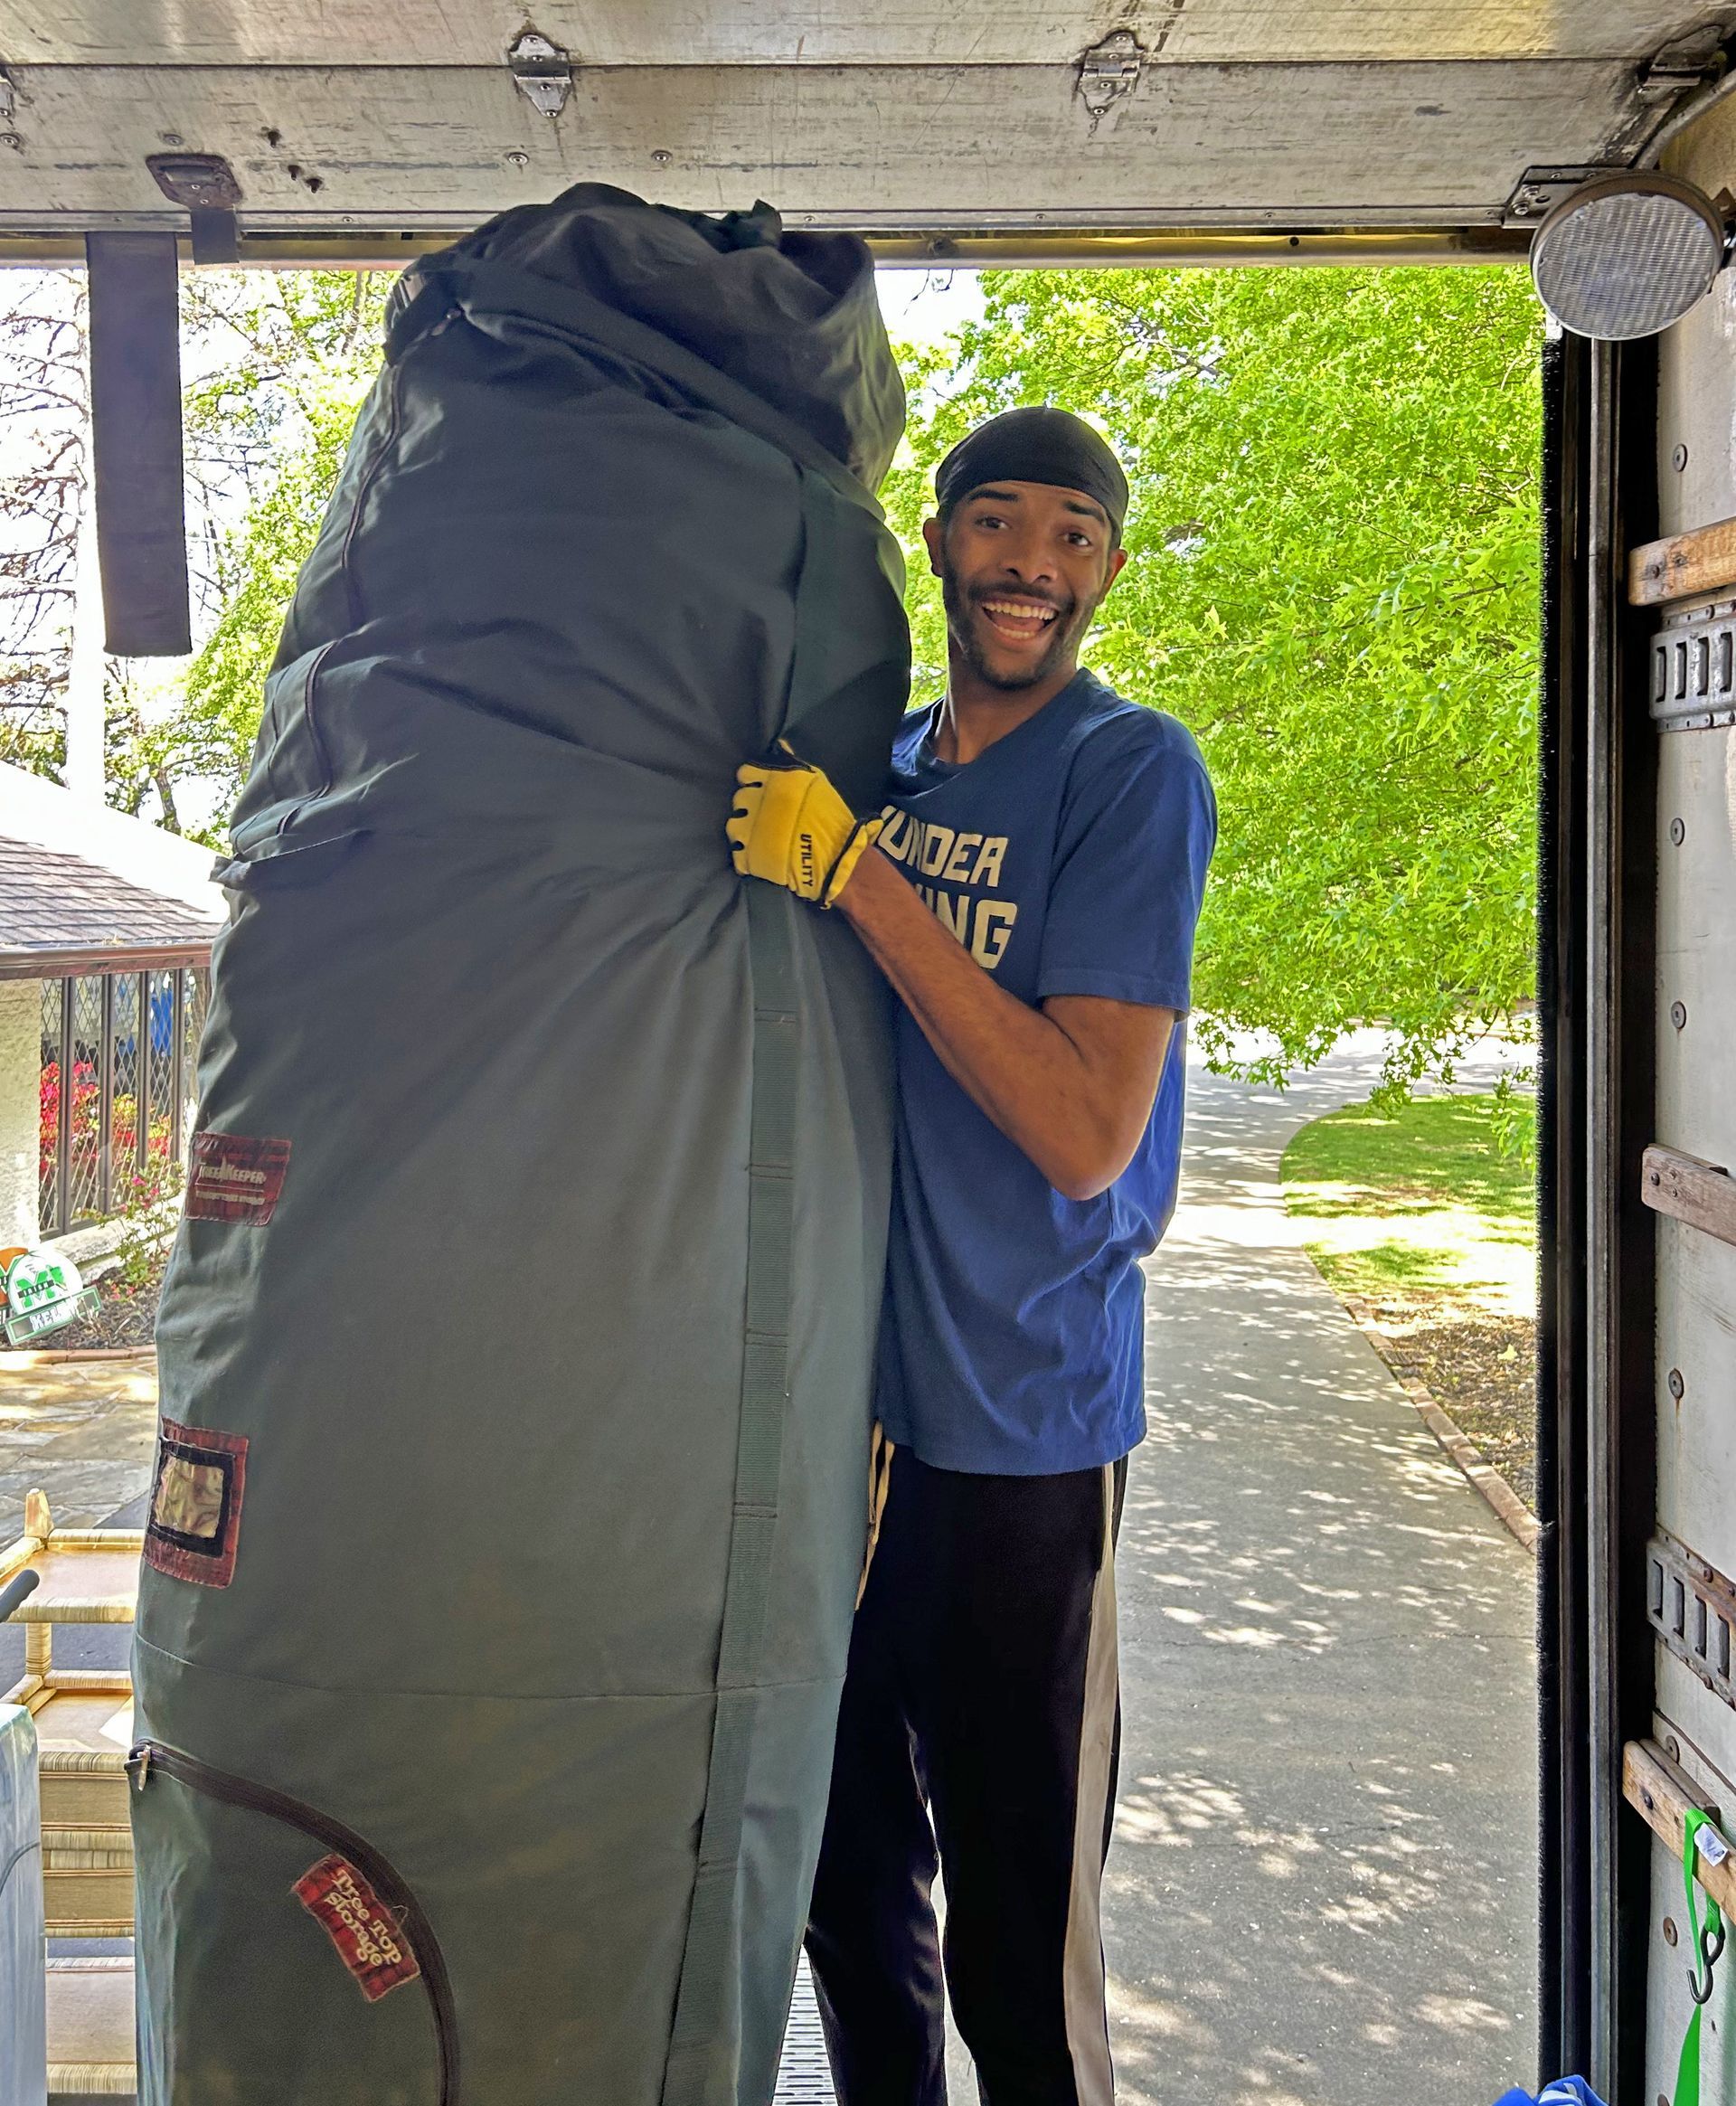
[0,763,225,1252]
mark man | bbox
[728,406,1216,2104]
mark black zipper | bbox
[128,1739,459,2105]
[0,1836,39,1907]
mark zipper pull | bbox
[129,1742,153,1792]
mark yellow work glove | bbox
[726,741,882,908]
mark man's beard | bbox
[939,562,1092,692]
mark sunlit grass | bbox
[1280,1092,1537,1319]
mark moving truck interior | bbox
[4,6,1736,2101]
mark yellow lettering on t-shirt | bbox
[941,831,983,883]
[970,901,1018,971]
[917,824,956,878]
[932,889,971,941]
[971,836,1008,889]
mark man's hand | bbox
[727,742,883,909]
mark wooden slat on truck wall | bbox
[1643,1144,1736,1251]
[1622,1739,1736,1918]
[1628,517,1736,607]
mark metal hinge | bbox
[508,29,573,119]
[1601,29,1731,160]
[1637,25,1729,103]
[1077,30,1146,132]
[1501,165,1604,230]
[146,152,244,263]
[146,151,242,212]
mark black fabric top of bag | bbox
[390,183,906,494]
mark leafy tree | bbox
[884,267,1544,1098]
[0,270,90,778]
[83,259,1541,1099]
[148,270,392,835]
[0,268,389,831]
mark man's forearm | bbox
[835,847,1169,1201]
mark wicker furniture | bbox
[1,1489,140,1938]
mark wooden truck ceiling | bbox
[0,0,1722,250]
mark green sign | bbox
[2,1249,100,1346]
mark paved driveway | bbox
[0,1350,156,1545]
[781,1032,1538,2105]
[1101,1034,1537,2106]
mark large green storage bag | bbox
[129,184,908,2106]
[0,1703,46,2106]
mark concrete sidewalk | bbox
[0,1350,156,1544]
[1103,1034,1537,2106]
[779,1033,1538,2106]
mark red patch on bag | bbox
[293,1854,422,2003]
[143,1418,247,1588]
[185,1133,291,1224]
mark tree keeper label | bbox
[186,1132,292,1223]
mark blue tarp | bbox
[1492,2079,1607,2106]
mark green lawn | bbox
[1280,1091,1537,1319]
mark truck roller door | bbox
[1538,324,1660,2106]
[1548,101,1736,2106]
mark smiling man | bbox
[729,405,1216,2104]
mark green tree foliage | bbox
[146,270,391,833]
[0,271,389,828]
[883,267,1544,1096]
[0,271,87,779]
[133,262,1541,1092]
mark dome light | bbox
[1530,172,1728,341]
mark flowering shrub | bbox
[111,1093,175,1165]
[39,1058,178,1231]
[38,1058,99,1159]
[108,1155,185,1299]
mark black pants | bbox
[805,1447,1126,2106]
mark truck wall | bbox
[1639,104,1736,2106]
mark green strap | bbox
[1675,1809,1726,2106]
[661,881,799,2106]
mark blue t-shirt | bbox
[874,669,1217,1477]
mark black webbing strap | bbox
[85,232,192,656]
